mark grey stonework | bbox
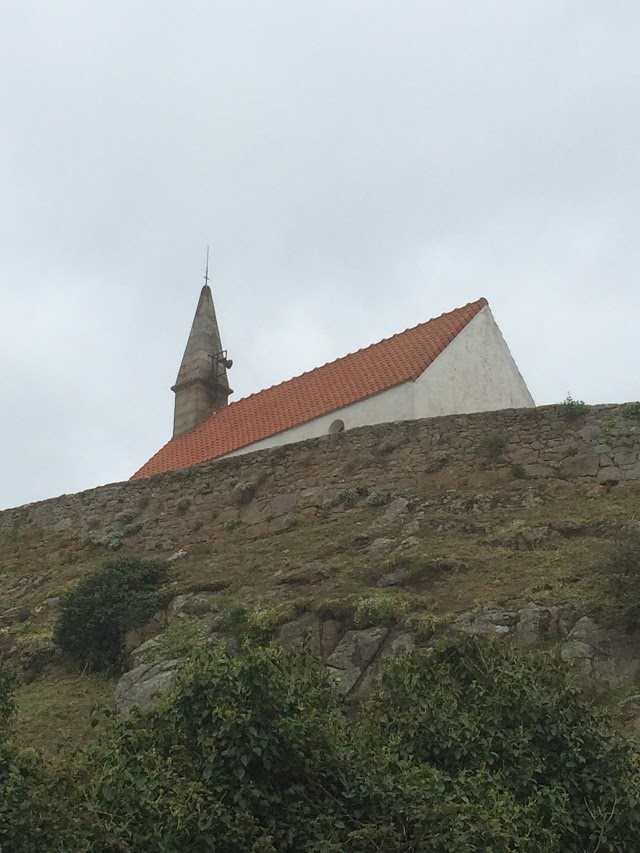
[171,284,232,437]
[2,404,640,549]
[115,601,640,713]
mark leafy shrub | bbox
[362,636,640,851]
[53,558,170,672]
[3,638,640,850]
[559,393,586,420]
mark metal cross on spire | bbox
[204,245,210,287]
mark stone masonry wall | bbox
[1,404,640,552]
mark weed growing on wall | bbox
[175,496,192,514]
[559,394,586,421]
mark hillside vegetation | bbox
[1,471,640,750]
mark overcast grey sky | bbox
[1,1,639,510]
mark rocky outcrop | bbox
[561,616,640,694]
[116,594,640,713]
[326,627,389,694]
[115,659,182,712]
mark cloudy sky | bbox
[1,1,639,510]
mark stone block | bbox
[268,493,297,518]
[561,454,600,478]
[596,467,622,484]
[509,448,539,465]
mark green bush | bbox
[2,638,640,850]
[53,558,170,672]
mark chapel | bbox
[132,284,534,480]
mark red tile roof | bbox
[132,298,487,479]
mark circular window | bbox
[328,419,345,435]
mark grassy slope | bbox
[2,477,639,751]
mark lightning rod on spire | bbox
[204,245,210,287]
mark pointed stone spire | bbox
[171,283,233,437]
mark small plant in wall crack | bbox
[559,393,586,421]
[337,488,359,508]
[366,490,390,507]
[175,496,192,514]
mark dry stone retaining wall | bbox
[2,404,640,553]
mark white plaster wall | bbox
[413,305,534,418]
[225,304,532,460]
[225,381,415,459]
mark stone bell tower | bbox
[171,273,233,437]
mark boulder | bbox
[561,454,600,478]
[172,591,219,618]
[115,659,182,712]
[560,617,640,694]
[381,497,409,523]
[455,607,517,636]
[129,637,163,668]
[326,627,388,695]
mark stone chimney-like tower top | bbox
[171,279,233,437]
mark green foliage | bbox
[2,639,640,850]
[365,636,640,850]
[175,496,191,514]
[337,488,358,507]
[123,521,143,537]
[53,558,170,672]
[622,401,640,421]
[365,490,390,507]
[352,593,408,628]
[88,530,123,550]
[157,616,204,660]
[559,393,587,421]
